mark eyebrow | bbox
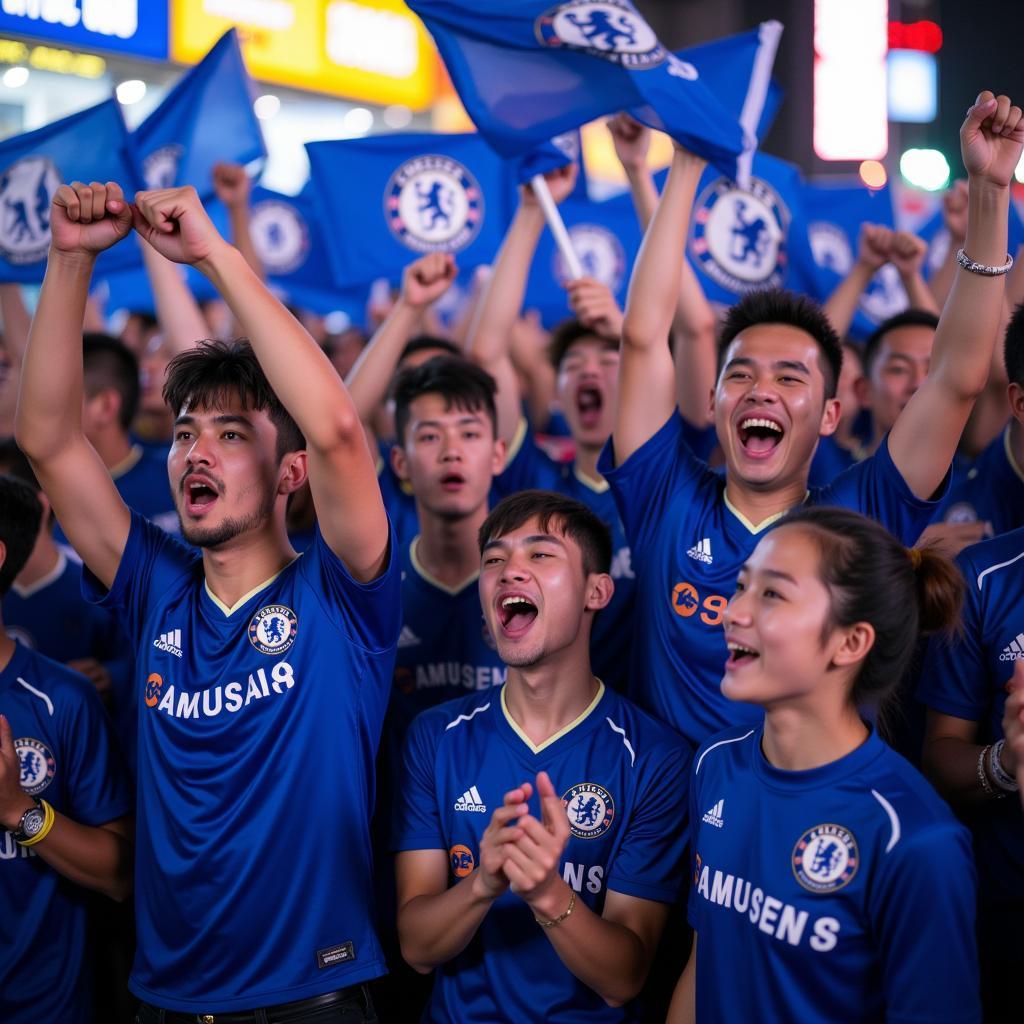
[175,413,256,429]
[723,357,811,376]
[738,565,798,585]
[414,414,486,429]
[482,533,567,552]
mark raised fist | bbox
[50,180,132,257]
[961,91,1024,188]
[889,231,928,278]
[212,162,251,211]
[131,186,227,266]
[607,112,650,173]
[857,224,894,271]
[566,276,623,340]
[521,163,578,209]
[401,252,457,310]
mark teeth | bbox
[727,642,757,656]
[502,596,533,610]
[740,418,782,433]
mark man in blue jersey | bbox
[0,475,133,1024]
[600,91,1024,748]
[395,491,691,1022]
[15,181,399,1020]
[919,528,1024,1016]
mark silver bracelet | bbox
[956,248,1014,276]
[977,745,1004,797]
[988,739,1020,793]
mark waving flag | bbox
[132,29,264,200]
[306,131,516,289]
[407,1,780,187]
[0,100,141,283]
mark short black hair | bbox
[397,334,461,367]
[863,309,939,377]
[0,475,42,595]
[1004,302,1024,387]
[163,339,305,461]
[392,355,497,445]
[83,333,140,431]
[0,437,40,491]
[718,290,843,400]
[478,489,612,577]
[547,318,616,369]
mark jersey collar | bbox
[202,559,299,618]
[723,491,810,535]
[11,548,67,599]
[409,536,479,596]
[499,679,607,756]
[1004,425,1024,485]
[108,443,143,481]
[751,724,885,792]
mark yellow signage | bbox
[171,0,438,109]
[0,38,105,79]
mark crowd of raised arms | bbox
[1,90,1024,1024]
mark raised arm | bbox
[889,91,1024,499]
[132,186,389,580]
[822,224,891,337]
[140,242,209,357]
[929,180,968,311]
[467,165,577,446]
[14,182,133,589]
[890,230,940,315]
[614,145,705,463]
[213,162,262,280]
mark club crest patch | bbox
[792,823,859,893]
[535,1,666,69]
[251,200,310,275]
[554,223,626,292]
[15,737,56,796]
[385,155,483,254]
[562,781,614,839]
[142,145,183,190]
[0,156,61,265]
[248,605,298,655]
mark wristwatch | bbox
[11,801,44,843]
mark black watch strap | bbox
[11,800,43,842]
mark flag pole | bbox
[530,172,583,280]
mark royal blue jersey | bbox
[395,684,692,1023]
[84,512,401,1012]
[935,427,1024,536]
[0,642,132,1024]
[808,434,860,488]
[688,726,980,1024]
[598,413,943,746]
[377,439,420,544]
[494,422,636,693]
[918,528,1024,942]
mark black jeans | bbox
[133,985,378,1024]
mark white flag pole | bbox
[530,172,583,280]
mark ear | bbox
[1009,381,1024,425]
[583,572,614,613]
[829,620,875,670]
[277,450,308,495]
[707,386,716,421]
[491,436,507,476]
[390,443,410,484]
[818,396,840,438]
[93,388,121,428]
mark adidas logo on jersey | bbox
[702,799,725,828]
[153,628,183,658]
[1000,633,1024,661]
[397,626,421,649]
[687,538,713,565]
[454,786,487,813]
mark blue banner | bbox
[407,1,780,187]
[0,99,141,283]
[917,200,1024,281]
[0,2,168,60]
[132,29,264,200]
[306,131,516,289]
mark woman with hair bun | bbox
[670,506,980,1024]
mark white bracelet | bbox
[988,739,1020,792]
[956,248,1014,276]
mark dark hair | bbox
[776,506,963,715]
[0,438,39,492]
[162,339,305,461]
[547,318,616,369]
[1003,302,1024,387]
[392,355,498,445]
[397,334,461,367]
[718,290,843,400]
[478,490,612,577]
[0,475,42,595]
[862,309,939,377]
[83,333,140,431]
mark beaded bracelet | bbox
[535,888,576,928]
[987,740,1020,793]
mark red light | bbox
[888,20,943,53]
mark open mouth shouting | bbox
[496,591,539,639]
[181,473,222,517]
[725,639,760,670]
[736,414,785,460]
[575,385,604,431]
[439,470,467,493]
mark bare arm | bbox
[890,231,940,315]
[213,162,263,280]
[0,283,31,362]
[921,710,1016,808]
[15,183,133,590]
[614,146,705,464]
[140,242,209,357]
[509,311,557,432]
[889,92,1024,500]
[1003,663,1024,806]
[666,934,697,1024]
[929,180,968,311]
[133,187,389,580]
[822,225,891,337]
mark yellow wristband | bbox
[20,800,55,847]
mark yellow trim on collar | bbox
[505,416,529,464]
[204,560,298,617]
[572,464,609,493]
[1004,426,1024,486]
[501,680,605,754]
[109,443,143,481]
[409,536,479,596]
[723,491,809,535]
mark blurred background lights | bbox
[858,160,888,189]
[383,104,413,129]
[900,148,950,191]
[342,106,374,135]
[2,66,29,89]
[115,79,147,105]
[254,94,281,120]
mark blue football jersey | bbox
[918,528,1024,947]
[377,439,419,544]
[688,726,980,1024]
[494,423,636,693]
[598,413,943,746]
[395,684,692,1023]
[0,642,132,1024]
[83,512,401,1012]
[936,427,1024,536]
[808,434,860,488]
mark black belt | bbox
[139,984,371,1024]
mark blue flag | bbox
[0,100,141,283]
[802,179,903,338]
[514,130,584,186]
[306,132,516,289]
[132,29,264,199]
[917,200,1024,282]
[407,1,780,187]
[523,190,641,327]
[684,152,826,310]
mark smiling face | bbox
[392,392,504,520]
[557,336,620,451]
[168,394,303,548]
[721,525,862,709]
[714,324,839,491]
[479,514,612,668]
